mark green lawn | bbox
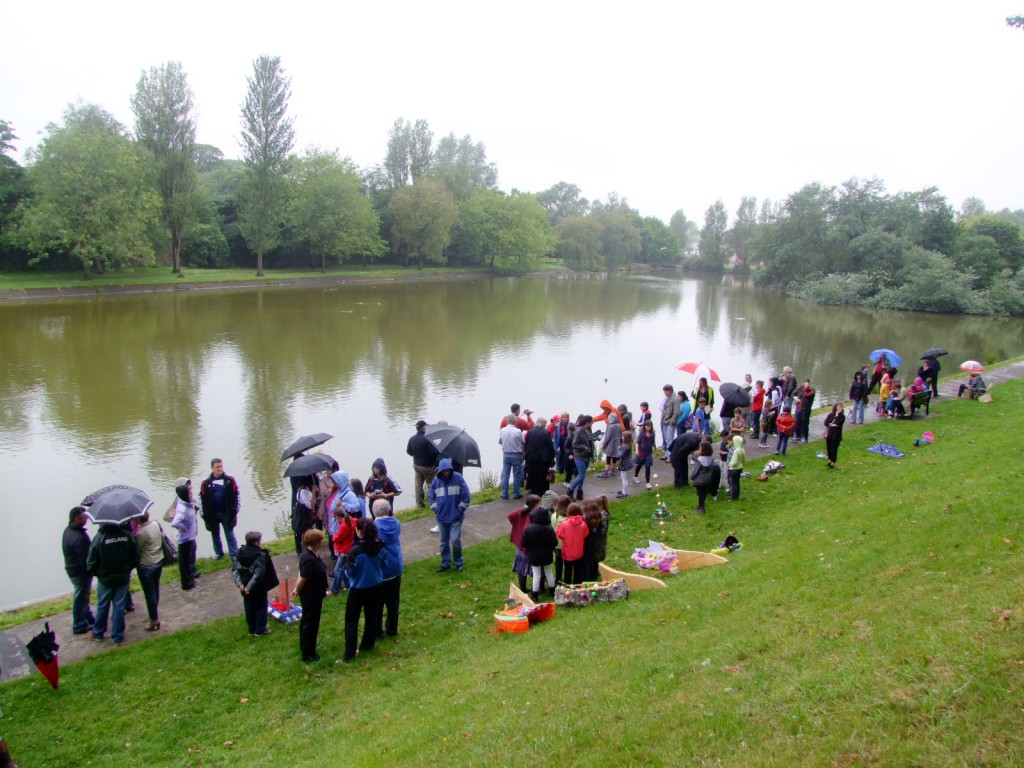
[2,385,1022,766]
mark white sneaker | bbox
[429,525,439,533]
[645,483,652,490]
[634,477,641,485]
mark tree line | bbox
[0,56,1021,315]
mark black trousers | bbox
[345,584,382,661]
[377,576,401,637]
[299,594,323,659]
[562,558,586,585]
[178,539,196,589]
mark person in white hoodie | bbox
[170,478,199,591]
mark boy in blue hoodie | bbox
[429,458,471,572]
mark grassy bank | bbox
[2,384,1022,766]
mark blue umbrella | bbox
[869,348,902,368]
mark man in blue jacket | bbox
[429,458,471,572]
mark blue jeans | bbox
[661,424,675,451]
[776,434,790,455]
[568,457,589,495]
[243,589,269,635]
[68,573,94,633]
[94,579,130,643]
[210,518,238,560]
[437,519,463,568]
[500,451,523,498]
[851,399,865,424]
[137,563,163,621]
[331,554,347,594]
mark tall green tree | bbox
[696,200,729,269]
[12,104,160,278]
[131,61,197,274]
[383,118,433,188]
[556,215,603,270]
[730,196,758,265]
[238,55,295,276]
[536,182,589,226]
[450,188,554,272]
[389,178,458,268]
[430,133,497,200]
[638,215,682,265]
[597,211,641,271]
[668,209,695,254]
[287,148,385,271]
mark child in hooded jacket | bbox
[727,436,745,501]
[328,509,355,595]
[775,406,795,456]
[556,502,590,584]
[341,518,388,663]
[617,430,635,498]
[520,504,558,601]
[551,495,571,584]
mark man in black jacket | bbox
[62,506,95,635]
[199,458,241,561]
[87,522,141,645]
[669,431,703,489]
[406,420,439,509]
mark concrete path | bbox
[2,363,1019,682]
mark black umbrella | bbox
[26,622,60,689]
[280,433,334,462]
[80,484,134,506]
[82,486,153,525]
[920,347,948,359]
[424,424,482,469]
[283,453,337,478]
[718,382,751,408]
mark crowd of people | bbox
[61,353,975,661]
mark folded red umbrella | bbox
[25,622,60,690]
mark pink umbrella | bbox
[676,361,722,382]
[959,360,985,373]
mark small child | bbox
[634,421,656,488]
[729,408,746,440]
[635,401,652,429]
[582,500,609,582]
[349,478,368,519]
[551,495,571,583]
[556,502,590,585]
[877,373,892,415]
[508,495,539,593]
[727,436,745,501]
[328,508,355,595]
[520,504,558,601]
[694,398,709,436]
[750,379,765,439]
[617,430,635,498]
[718,432,731,493]
[775,406,795,456]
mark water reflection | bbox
[0,274,1019,609]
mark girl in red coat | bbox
[556,503,589,585]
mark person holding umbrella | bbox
[407,420,439,509]
[61,506,95,635]
[87,519,141,645]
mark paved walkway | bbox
[1,364,1019,682]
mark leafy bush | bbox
[182,223,230,268]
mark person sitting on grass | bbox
[958,373,987,400]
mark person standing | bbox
[62,506,95,635]
[293,529,328,662]
[524,417,555,495]
[429,458,471,572]
[134,511,163,632]
[824,403,846,469]
[233,531,277,637]
[87,521,141,645]
[566,415,594,502]
[498,414,526,500]
[407,420,439,509]
[170,478,199,590]
[849,371,869,425]
[372,499,403,639]
[659,385,679,456]
[340,518,388,663]
[199,458,240,562]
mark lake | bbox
[1,272,1020,610]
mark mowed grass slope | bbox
[2,385,1022,767]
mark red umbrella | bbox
[676,361,721,382]
[26,622,60,689]
[959,360,985,373]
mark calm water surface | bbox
[2,273,1021,610]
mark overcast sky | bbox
[3,1,1022,224]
